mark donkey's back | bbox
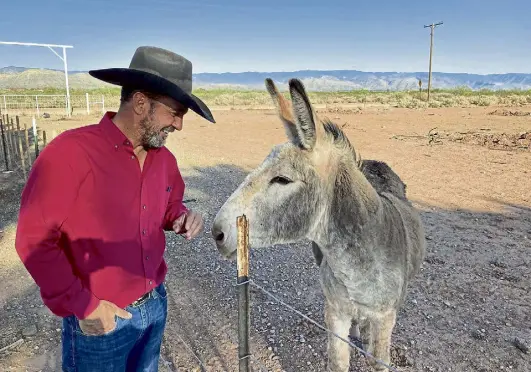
[360,159,407,201]
[361,158,426,285]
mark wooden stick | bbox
[43,130,48,147]
[236,214,250,372]
[0,338,24,353]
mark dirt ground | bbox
[0,103,530,372]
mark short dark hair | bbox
[120,86,164,104]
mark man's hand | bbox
[78,300,132,336]
[172,210,203,240]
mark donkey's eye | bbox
[270,176,293,185]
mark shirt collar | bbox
[99,111,134,149]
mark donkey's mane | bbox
[321,118,362,167]
[320,118,407,201]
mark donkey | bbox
[211,78,426,371]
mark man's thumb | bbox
[114,306,132,319]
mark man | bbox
[15,46,216,371]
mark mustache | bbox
[162,126,175,134]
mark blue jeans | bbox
[61,283,168,372]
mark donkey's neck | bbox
[311,161,383,258]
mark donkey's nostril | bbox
[215,232,225,243]
[212,225,225,243]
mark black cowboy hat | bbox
[89,46,215,123]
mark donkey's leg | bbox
[367,310,396,371]
[359,318,373,355]
[324,301,351,372]
[350,319,360,340]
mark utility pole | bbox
[424,21,443,102]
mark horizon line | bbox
[1,65,530,76]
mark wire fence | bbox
[158,216,400,372]
[0,93,114,116]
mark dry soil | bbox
[0,104,530,372]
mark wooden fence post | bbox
[237,214,250,372]
[0,116,9,171]
[6,115,14,164]
[43,130,48,147]
[12,117,19,162]
[9,117,17,166]
[23,123,31,169]
[16,116,27,180]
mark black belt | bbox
[130,289,153,307]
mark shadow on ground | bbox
[1,163,530,372]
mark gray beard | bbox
[139,115,173,149]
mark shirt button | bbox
[114,144,118,150]
[143,205,147,210]
[131,155,135,159]
[142,229,146,235]
[149,280,153,285]
[146,256,149,260]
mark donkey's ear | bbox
[265,78,301,145]
[288,78,321,150]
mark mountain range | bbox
[1,66,530,91]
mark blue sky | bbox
[0,0,529,74]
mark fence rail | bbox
[0,94,114,116]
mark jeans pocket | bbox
[155,283,167,299]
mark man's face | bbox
[138,95,188,149]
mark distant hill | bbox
[1,66,530,91]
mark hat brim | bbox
[88,68,215,123]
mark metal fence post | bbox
[237,214,250,372]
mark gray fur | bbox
[212,78,426,371]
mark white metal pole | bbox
[0,42,74,117]
[62,47,71,117]
[32,116,37,138]
[86,93,90,114]
[35,95,40,116]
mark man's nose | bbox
[172,118,183,131]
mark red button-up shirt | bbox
[15,112,188,319]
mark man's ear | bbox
[132,91,149,115]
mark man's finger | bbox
[115,306,132,319]
[184,212,195,231]
[187,219,203,239]
[173,214,185,227]
[192,219,203,236]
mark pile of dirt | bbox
[487,109,531,116]
[393,128,531,151]
[442,130,530,151]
